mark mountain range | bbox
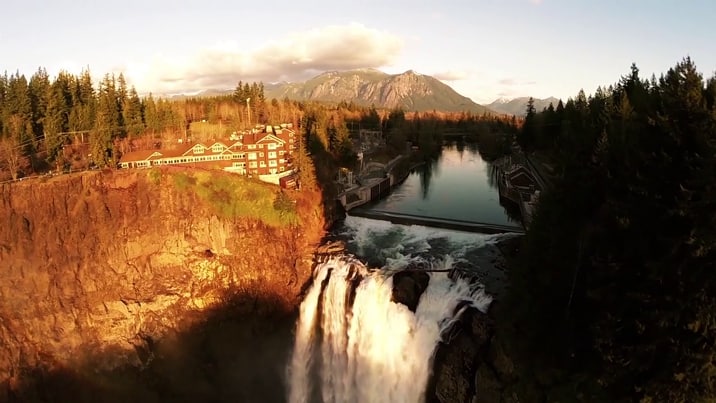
[486,96,560,117]
[263,68,493,114]
[173,69,559,117]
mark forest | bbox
[0,67,511,184]
[509,57,716,402]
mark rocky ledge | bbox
[0,168,326,401]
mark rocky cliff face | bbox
[265,69,493,114]
[0,168,326,400]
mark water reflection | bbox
[418,158,438,199]
[361,143,522,228]
[486,162,500,190]
[455,139,466,160]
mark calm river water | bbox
[356,142,521,229]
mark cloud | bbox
[125,23,403,94]
[433,70,470,81]
[499,78,536,86]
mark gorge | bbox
[0,143,523,402]
[0,167,327,401]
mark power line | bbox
[0,122,166,153]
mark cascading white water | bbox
[287,252,493,403]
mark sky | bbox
[1,0,715,104]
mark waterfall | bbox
[287,254,492,403]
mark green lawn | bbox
[157,169,298,227]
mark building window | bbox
[268,143,277,150]
[193,145,205,154]
[268,151,277,159]
[269,160,277,167]
[248,153,257,160]
[259,161,266,168]
[212,144,224,153]
[238,153,245,159]
[259,152,264,157]
[248,145,256,149]
[249,161,257,168]
[259,144,264,149]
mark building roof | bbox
[119,150,163,163]
[509,170,536,188]
[119,125,294,164]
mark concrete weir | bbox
[349,209,524,234]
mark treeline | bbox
[0,68,189,178]
[292,103,515,190]
[512,57,716,401]
[0,66,515,182]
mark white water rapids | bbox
[287,217,502,403]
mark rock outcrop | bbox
[391,270,430,313]
[0,167,326,400]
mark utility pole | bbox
[246,98,251,129]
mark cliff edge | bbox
[0,167,326,400]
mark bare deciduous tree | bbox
[0,136,26,180]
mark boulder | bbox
[391,270,430,312]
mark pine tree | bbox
[518,97,537,150]
[143,94,159,134]
[2,73,34,171]
[385,108,406,152]
[116,73,128,137]
[43,71,73,165]
[123,87,144,138]
[28,67,50,146]
[91,74,120,167]
[69,68,96,140]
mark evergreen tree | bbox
[518,97,537,150]
[28,67,50,145]
[512,58,716,402]
[123,87,144,138]
[116,73,128,137]
[143,94,159,134]
[385,108,407,152]
[361,105,381,130]
[43,71,73,165]
[91,74,120,167]
[69,68,96,139]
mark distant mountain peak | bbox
[487,96,560,116]
[264,68,494,114]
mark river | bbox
[286,142,523,402]
[352,142,522,231]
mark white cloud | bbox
[433,70,470,81]
[124,23,403,94]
